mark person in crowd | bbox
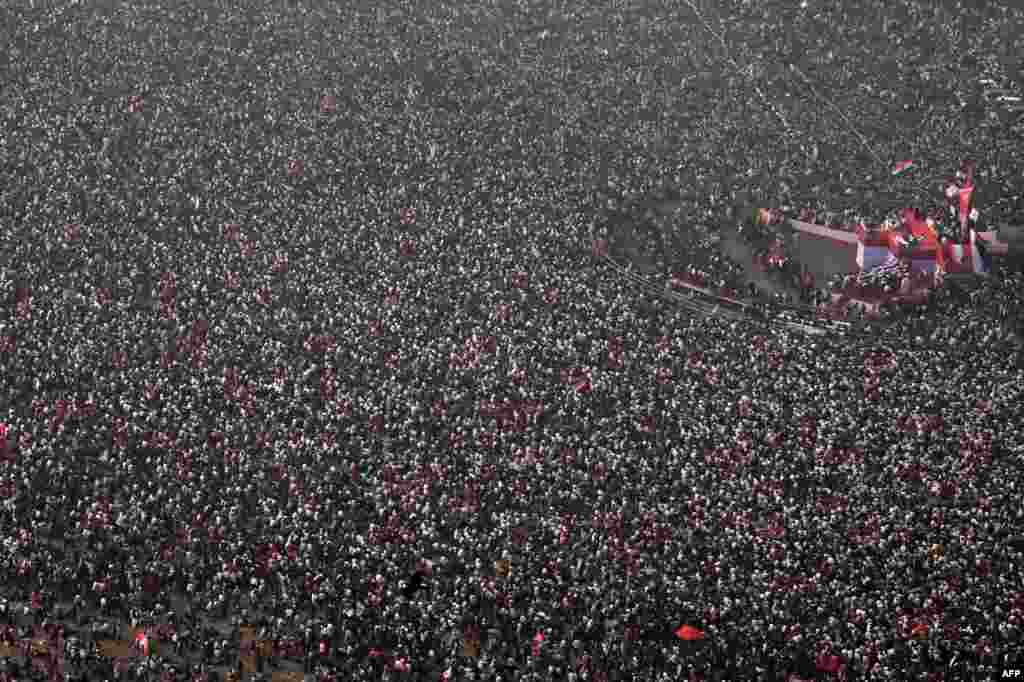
[1,1,1023,680]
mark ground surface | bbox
[787,233,859,288]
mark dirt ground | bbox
[608,192,856,300]
[786,230,860,286]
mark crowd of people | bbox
[2,1,1024,681]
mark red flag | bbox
[816,653,842,673]
[143,574,161,594]
[958,185,974,232]
[675,625,705,641]
[892,159,914,175]
[222,223,241,241]
[135,631,150,656]
[756,526,786,539]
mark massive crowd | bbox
[2,1,1024,681]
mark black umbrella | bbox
[401,570,427,599]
